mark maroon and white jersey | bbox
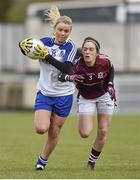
[73,54,111,99]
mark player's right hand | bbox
[58,73,85,82]
[19,38,33,55]
[68,74,85,82]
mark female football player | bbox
[58,37,116,170]
[19,6,77,170]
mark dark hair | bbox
[82,37,100,52]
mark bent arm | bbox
[45,55,73,74]
[108,63,114,84]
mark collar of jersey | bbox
[52,37,69,46]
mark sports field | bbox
[0,112,140,179]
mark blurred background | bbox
[0,0,140,114]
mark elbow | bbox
[64,64,73,74]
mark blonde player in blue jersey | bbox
[19,6,77,170]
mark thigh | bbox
[78,114,94,134]
[34,110,52,131]
[78,95,96,115]
[51,113,66,128]
[54,95,73,117]
[48,113,66,138]
[97,92,114,115]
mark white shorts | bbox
[77,92,114,115]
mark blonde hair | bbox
[44,6,72,28]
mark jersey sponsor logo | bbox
[51,49,57,57]
[51,49,65,59]
[60,50,65,58]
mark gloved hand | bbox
[19,38,33,55]
[58,73,68,82]
[107,82,116,102]
[33,44,49,59]
[58,73,85,82]
[68,74,85,82]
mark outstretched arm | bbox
[58,73,84,83]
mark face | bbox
[82,41,98,66]
[54,22,71,44]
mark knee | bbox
[79,129,90,138]
[35,125,49,135]
[98,128,108,140]
[35,128,46,134]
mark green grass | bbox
[0,112,140,179]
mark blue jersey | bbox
[36,36,77,96]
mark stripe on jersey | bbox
[67,39,77,62]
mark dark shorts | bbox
[34,91,73,117]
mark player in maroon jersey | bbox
[58,37,116,170]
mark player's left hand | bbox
[58,73,68,82]
[33,44,49,59]
[107,83,116,102]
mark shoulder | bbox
[67,38,76,45]
[62,39,77,59]
[40,36,54,46]
[73,57,85,71]
[63,38,77,49]
[98,53,110,60]
[96,54,111,65]
[74,56,84,65]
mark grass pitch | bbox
[0,112,140,179]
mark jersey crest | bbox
[98,72,104,79]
